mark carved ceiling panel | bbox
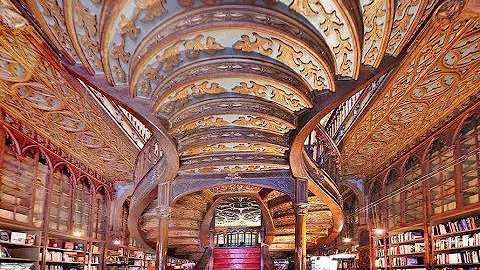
[156,78,312,116]
[215,196,262,228]
[343,13,480,176]
[0,20,137,181]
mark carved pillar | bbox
[294,178,309,270]
[294,203,309,270]
[156,182,171,270]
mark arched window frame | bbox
[402,155,424,225]
[368,178,383,228]
[49,163,74,232]
[458,113,480,207]
[426,137,456,215]
[384,169,402,229]
[93,186,109,240]
[73,176,93,237]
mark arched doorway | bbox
[212,196,263,270]
[214,196,262,248]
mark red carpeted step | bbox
[214,247,261,270]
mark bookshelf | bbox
[0,223,41,270]
[43,234,104,270]
[373,237,386,269]
[45,236,87,270]
[87,242,102,270]
[106,245,155,270]
[387,230,426,269]
[432,215,480,268]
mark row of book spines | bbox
[434,233,480,250]
[388,247,425,255]
[391,256,423,266]
[434,250,480,265]
[433,217,480,236]
[390,231,424,243]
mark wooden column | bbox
[156,182,171,270]
[294,178,308,270]
[294,203,308,270]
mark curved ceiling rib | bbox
[9,0,459,262]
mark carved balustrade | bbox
[305,124,342,188]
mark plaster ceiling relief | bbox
[360,0,392,67]
[15,0,448,255]
[169,114,296,138]
[207,184,263,195]
[155,78,313,116]
[180,164,291,175]
[286,0,361,78]
[215,197,262,228]
[387,0,439,56]
[179,142,288,158]
[0,26,137,181]
[132,29,334,98]
[343,17,480,177]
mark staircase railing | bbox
[301,124,344,244]
[324,72,390,143]
[304,124,342,186]
[127,137,164,251]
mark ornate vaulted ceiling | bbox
[11,0,445,178]
[343,7,480,177]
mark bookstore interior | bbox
[0,0,480,270]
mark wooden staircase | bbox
[213,247,261,270]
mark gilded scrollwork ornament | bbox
[0,5,28,30]
[435,0,466,22]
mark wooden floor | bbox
[213,247,261,270]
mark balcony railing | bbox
[82,80,152,149]
[304,124,342,185]
[324,72,390,143]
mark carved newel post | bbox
[294,178,309,270]
[156,182,171,270]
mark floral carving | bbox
[232,81,309,111]
[233,33,328,91]
[232,116,292,134]
[135,0,166,22]
[232,33,273,56]
[138,35,224,96]
[73,0,103,71]
[37,0,80,62]
[387,0,422,55]
[361,0,387,67]
[159,81,226,114]
[184,34,225,58]
[0,28,137,180]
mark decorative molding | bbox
[294,203,309,216]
